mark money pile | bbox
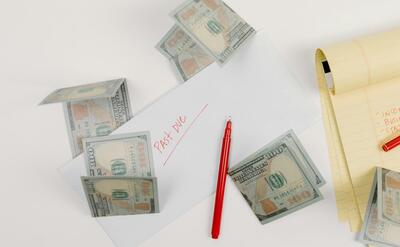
[40,78,133,157]
[228,130,325,224]
[81,132,160,217]
[359,167,400,247]
[156,0,256,82]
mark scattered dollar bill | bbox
[171,0,256,65]
[229,131,324,224]
[156,25,214,82]
[81,176,159,217]
[40,78,132,157]
[378,167,400,225]
[238,130,326,188]
[83,132,155,177]
[359,168,400,247]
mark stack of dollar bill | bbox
[156,0,256,82]
[40,78,133,157]
[359,167,400,247]
[81,132,159,217]
[228,130,325,224]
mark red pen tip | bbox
[382,144,389,152]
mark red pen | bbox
[382,135,400,152]
[211,117,232,239]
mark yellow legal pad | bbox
[315,28,400,232]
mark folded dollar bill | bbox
[82,132,155,177]
[156,25,214,82]
[171,0,256,65]
[228,130,324,224]
[40,78,133,157]
[81,176,159,217]
[360,167,400,247]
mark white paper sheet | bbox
[60,31,320,247]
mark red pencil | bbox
[211,117,232,239]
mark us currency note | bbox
[63,80,132,157]
[171,0,256,65]
[156,25,214,82]
[378,167,400,225]
[82,132,155,177]
[237,130,325,188]
[40,78,132,157]
[269,130,325,187]
[40,78,126,104]
[360,170,400,247]
[81,176,159,217]
[228,142,323,224]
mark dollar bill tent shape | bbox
[40,78,133,157]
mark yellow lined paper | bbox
[315,28,400,232]
[317,58,362,230]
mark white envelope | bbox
[60,31,320,247]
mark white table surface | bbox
[1,0,400,246]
